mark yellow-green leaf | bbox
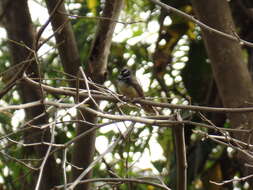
[87,0,97,14]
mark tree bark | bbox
[44,1,95,190]
[72,1,124,190]
[45,0,124,189]
[87,0,124,83]
[191,0,253,184]
[45,0,81,85]
[0,0,60,189]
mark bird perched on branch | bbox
[117,68,157,114]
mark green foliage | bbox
[182,39,212,104]
[71,0,101,63]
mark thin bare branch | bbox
[22,76,253,113]
[148,0,253,47]
[62,149,68,190]
[68,122,135,190]
[195,130,253,159]
[0,150,38,170]
[35,123,56,190]
[53,177,171,190]
[59,11,144,25]
[173,113,187,190]
[210,174,253,186]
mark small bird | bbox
[117,68,157,114]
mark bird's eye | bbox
[121,68,130,76]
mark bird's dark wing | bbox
[129,77,144,97]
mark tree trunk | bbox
[0,0,60,189]
[191,0,253,185]
[72,0,124,189]
[45,0,124,189]
[44,1,96,190]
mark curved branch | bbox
[23,76,253,113]
[53,177,171,190]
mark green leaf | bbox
[86,0,97,14]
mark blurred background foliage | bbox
[0,0,252,189]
